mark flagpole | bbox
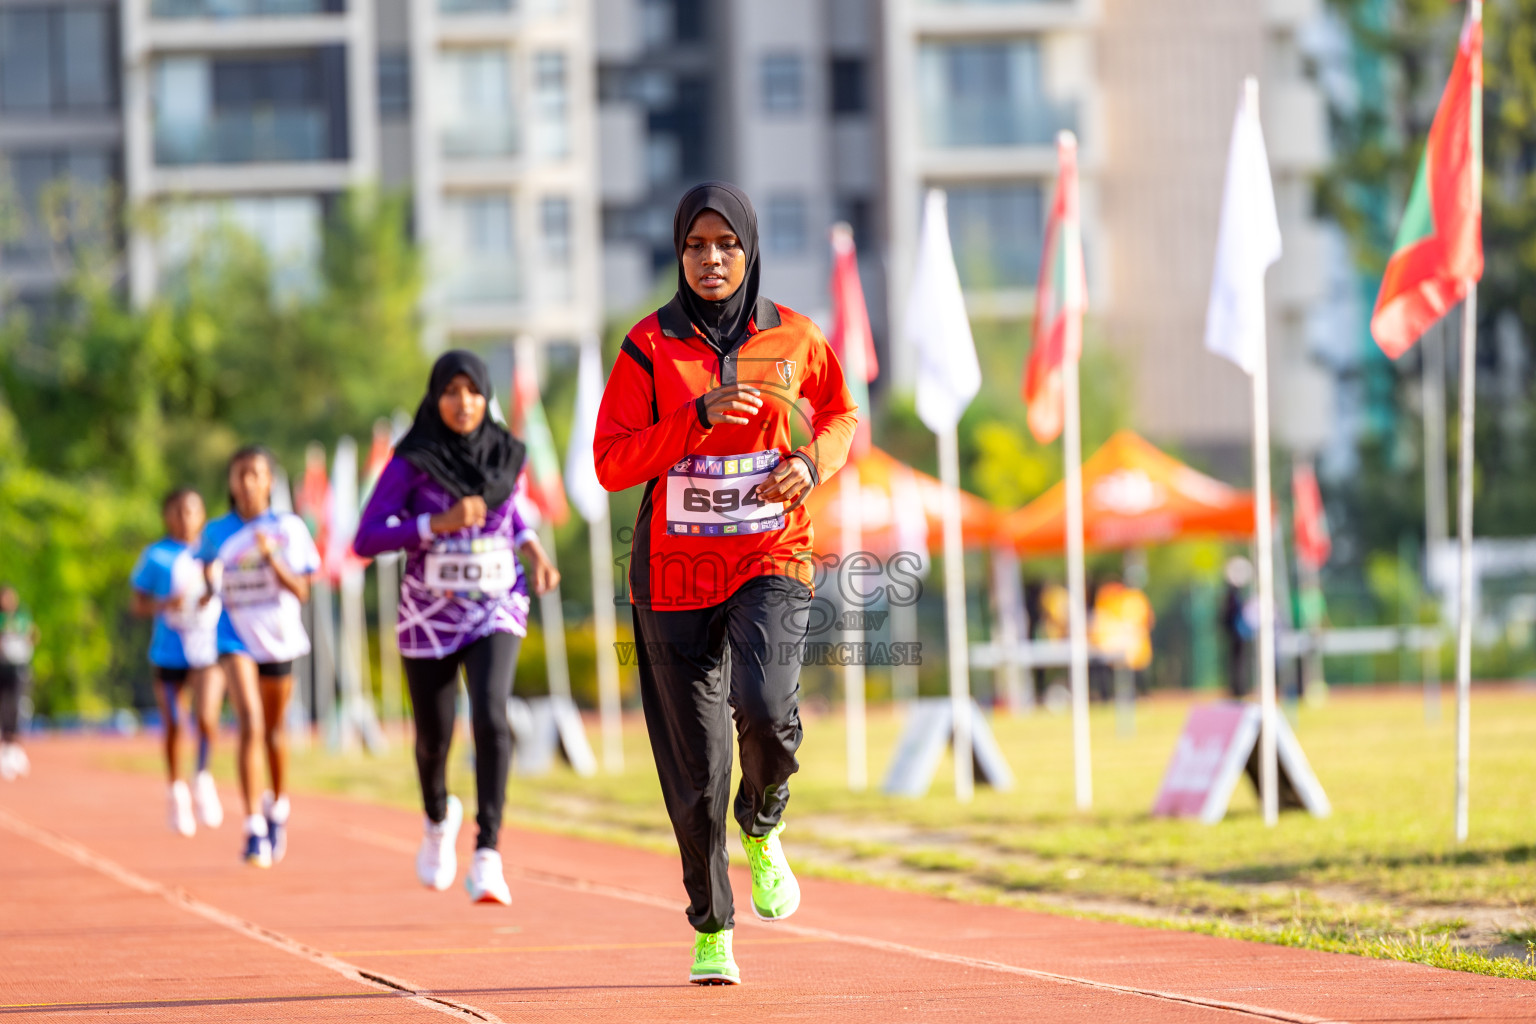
[589,503,624,773]
[938,426,973,801]
[841,462,867,791]
[1063,357,1091,811]
[1232,77,1281,828]
[1452,0,1483,845]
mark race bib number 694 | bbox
[665,449,786,538]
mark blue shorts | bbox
[215,612,248,657]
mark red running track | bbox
[0,736,1532,1023]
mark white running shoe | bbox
[465,848,511,906]
[262,791,289,865]
[416,795,462,891]
[168,780,196,836]
[193,771,223,829]
[1,744,28,780]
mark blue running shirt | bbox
[131,538,221,670]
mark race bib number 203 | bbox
[665,449,786,538]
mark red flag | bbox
[828,222,878,456]
[1023,133,1087,444]
[1292,462,1331,571]
[347,420,395,568]
[511,352,569,526]
[294,442,331,577]
[1370,14,1482,358]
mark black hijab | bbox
[394,350,526,510]
[672,181,761,353]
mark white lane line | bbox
[509,864,1346,1024]
[334,816,1346,1023]
[0,809,505,1024]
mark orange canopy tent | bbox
[1004,431,1256,554]
[805,446,1001,555]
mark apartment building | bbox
[594,0,885,336]
[882,0,1098,387]
[0,0,122,315]
[1,0,602,350]
[1098,0,1333,460]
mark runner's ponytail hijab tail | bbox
[673,181,761,353]
[395,350,527,510]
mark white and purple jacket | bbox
[354,456,534,659]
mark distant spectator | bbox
[1221,557,1254,698]
[0,584,38,780]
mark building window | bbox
[541,195,573,301]
[674,0,706,42]
[436,49,516,158]
[541,196,572,261]
[152,49,348,166]
[917,39,1073,148]
[0,6,117,114]
[830,57,866,116]
[832,196,872,252]
[532,51,570,159]
[442,193,519,303]
[765,195,807,255]
[1,149,115,264]
[944,183,1044,292]
[761,55,804,114]
[377,51,410,117]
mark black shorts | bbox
[257,660,294,679]
[155,667,190,686]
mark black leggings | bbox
[403,631,521,851]
[0,664,27,742]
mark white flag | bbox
[565,336,609,525]
[1205,83,1282,375]
[907,190,981,433]
[270,465,294,514]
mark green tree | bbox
[1321,0,1536,560]
[0,186,426,713]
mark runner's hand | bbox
[756,457,813,505]
[701,383,763,426]
[432,496,487,534]
[530,555,561,596]
[255,531,277,560]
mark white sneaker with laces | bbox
[193,771,223,828]
[416,795,462,891]
[0,744,15,781]
[168,780,196,837]
[465,848,511,906]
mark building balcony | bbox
[441,120,518,160]
[155,109,330,165]
[909,0,1095,35]
[440,258,521,305]
[922,100,1076,150]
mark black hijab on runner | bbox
[672,181,761,353]
[395,350,526,510]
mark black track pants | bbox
[0,664,26,742]
[404,631,521,851]
[634,575,812,933]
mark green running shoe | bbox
[689,929,740,985]
[740,820,800,921]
